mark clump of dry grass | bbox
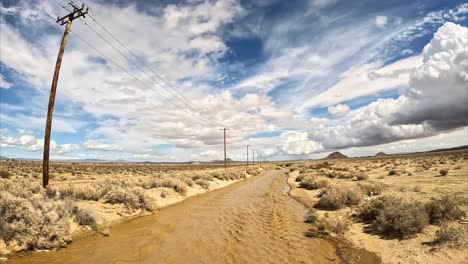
[425,196,465,225]
[358,196,429,238]
[355,172,369,181]
[307,214,352,237]
[439,168,449,176]
[295,174,306,182]
[315,184,363,210]
[74,207,97,230]
[357,182,385,195]
[388,169,399,176]
[0,190,72,251]
[0,170,12,179]
[195,179,210,190]
[103,186,156,212]
[72,184,102,201]
[304,209,319,223]
[155,178,188,195]
[299,176,330,190]
[433,223,465,247]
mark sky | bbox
[0,0,467,162]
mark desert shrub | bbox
[0,191,71,250]
[304,209,319,223]
[308,215,352,236]
[299,176,330,190]
[336,172,353,179]
[74,208,97,230]
[72,185,102,201]
[0,170,12,179]
[299,176,315,189]
[103,186,156,211]
[388,169,398,176]
[156,178,188,195]
[355,173,369,181]
[180,176,195,187]
[45,185,74,199]
[439,168,449,176]
[323,216,352,235]
[358,196,428,238]
[453,165,461,170]
[434,224,464,246]
[315,184,363,210]
[295,174,306,182]
[357,182,385,196]
[195,179,210,190]
[190,173,213,181]
[425,196,465,225]
[246,168,260,176]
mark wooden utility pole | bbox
[220,128,230,170]
[42,3,88,188]
[246,145,249,166]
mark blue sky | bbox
[0,0,467,161]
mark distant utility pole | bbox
[252,149,255,165]
[245,145,249,166]
[220,128,230,170]
[42,3,89,188]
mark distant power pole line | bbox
[42,2,89,188]
[252,149,255,165]
[220,128,230,170]
[245,145,249,166]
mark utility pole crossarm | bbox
[56,3,89,25]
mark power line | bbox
[49,0,224,127]
[33,0,222,127]
[83,3,221,124]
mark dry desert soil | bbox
[1,150,467,263]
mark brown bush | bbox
[434,224,464,246]
[315,184,363,210]
[156,178,188,195]
[74,208,97,230]
[72,185,102,201]
[425,196,465,225]
[355,173,369,181]
[357,182,385,196]
[439,168,449,176]
[295,174,306,182]
[299,176,330,190]
[308,215,352,236]
[0,170,12,179]
[0,191,71,250]
[358,196,428,238]
[388,169,398,176]
[195,179,210,190]
[304,209,319,223]
[103,186,156,211]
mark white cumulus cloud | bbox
[280,131,322,155]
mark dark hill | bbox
[326,152,348,159]
[375,152,388,157]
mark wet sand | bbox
[7,170,378,264]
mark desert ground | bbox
[288,150,468,264]
[0,150,467,263]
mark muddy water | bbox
[8,170,378,264]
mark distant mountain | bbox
[0,156,8,160]
[375,152,388,157]
[326,152,349,159]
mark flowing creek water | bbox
[7,170,380,264]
